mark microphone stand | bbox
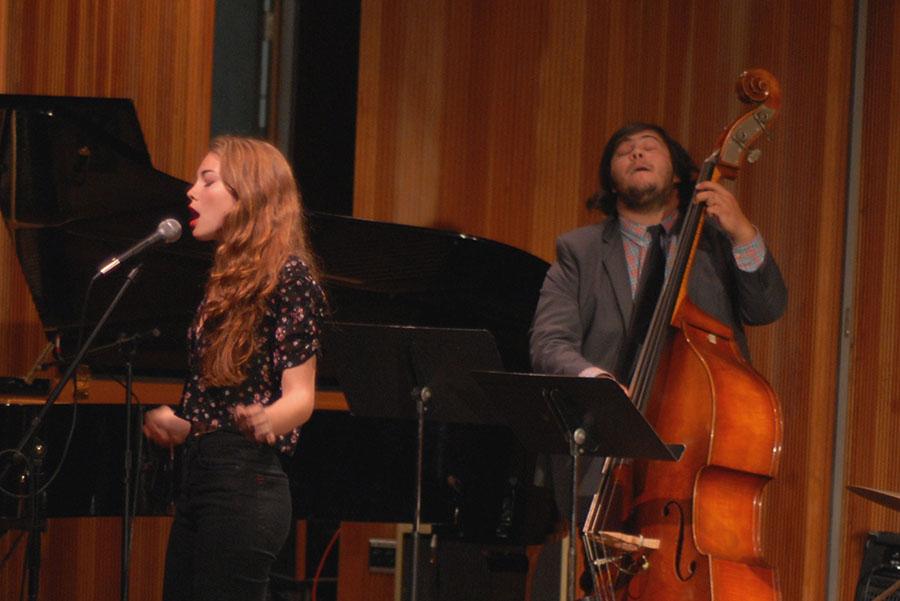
[121,332,136,601]
[409,385,431,601]
[116,324,158,601]
[0,265,143,601]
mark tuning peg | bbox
[755,113,775,142]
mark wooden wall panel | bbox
[0,221,47,378]
[838,2,900,600]
[0,517,171,601]
[0,0,216,378]
[354,2,855,600]
[1,0,215,180]
[0,2,215,600]
[0,1,7,93]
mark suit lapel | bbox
[600,218,632,332]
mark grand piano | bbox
[0,95,554,545]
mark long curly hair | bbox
[198,136,318,387]
[587,122,698,216]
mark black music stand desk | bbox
[322,322,505,601]
[470,371,684,601]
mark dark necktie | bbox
[617,224,667,382]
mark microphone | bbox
[96,218,182,276]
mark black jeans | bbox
[162,430,292,601]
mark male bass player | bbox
[527,122,788,598]
[530,121,787,382]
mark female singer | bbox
[143,136,326,601]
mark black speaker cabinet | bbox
[398,531,528,601]
[856,531,900,601]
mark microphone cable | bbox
[312,526,341,601]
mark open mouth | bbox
[188,207,200,228]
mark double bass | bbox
[581,69,784,601]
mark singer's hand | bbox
[143,405,190,448]
[233,403,277,446]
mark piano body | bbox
[0,95,555,546]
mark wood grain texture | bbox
[354,2,855,600]
[0,2,215,600]
[837,2,900,600]
[0,0,216,380]
[0,216,47,378]
[0,517,171,601]
[1,0,215,180]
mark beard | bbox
[617,181,675,213]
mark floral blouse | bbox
[176,256,326,454]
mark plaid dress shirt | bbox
[618,213,766,298]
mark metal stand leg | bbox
[410,386,431,601]
[568,431,584,601]
[121,353,135,601]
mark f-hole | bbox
[663,501,698,582]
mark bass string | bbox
[589,456,627,600]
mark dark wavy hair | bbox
[587,122,698,216]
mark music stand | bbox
[322,322,505,601]
[470,371,684,601]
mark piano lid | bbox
[0,94,213,376]
[0,94,549,377]
[310,213,549,373]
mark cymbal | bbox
[847,485,900,512]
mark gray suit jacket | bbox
[529,217,787,377]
